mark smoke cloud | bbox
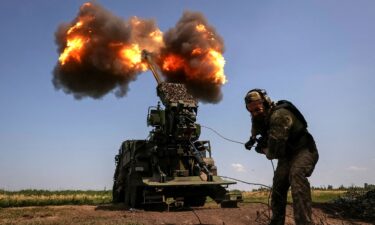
[53,3,226,103]
[53,2,162,99]
[159,11,226,103]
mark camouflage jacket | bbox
[252,103,312,159]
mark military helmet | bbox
[244,89,273,108]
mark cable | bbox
[219,175,300,224]
[219,175,274,222]
[270,160,275,173]
[218,176,271,189]
[200,125,245,145]
[191,121,278,222]
[184,115,245,145]
[191,208,202,224]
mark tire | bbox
[184,196,206,207]
[112,162,124,203]
[112,182,124,203]
[125,169,143,208]
[220,200,238,208]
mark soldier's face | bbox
[247,100,266,118]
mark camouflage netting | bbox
[157,82,197,106]
[332,189,375,221]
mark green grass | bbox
[241,189,346,204]
[311,190,346,203]
[0,189,112,208]
[0,189,349,208]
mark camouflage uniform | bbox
[254,106,319,225]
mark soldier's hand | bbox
[255,144,264,154]
[244,138,256,150]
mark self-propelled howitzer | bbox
[112,51,240,209]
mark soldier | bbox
[244,89,319,225]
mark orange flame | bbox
[196,24,207,32]
[119,44,148,71]
[162,48,227,85]
[58,16,93,65]
[195,23,216,41]
[191,48,202,55]
[58,11,163,72]
[206,49,226,84]
[59,36,86,65]
[67,21,83,35]
[162,54,185,71]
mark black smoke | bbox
[53,2,160,99]
[159,11,225,103]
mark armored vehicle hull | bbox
[112,62,240,209]
[113,139,237,208]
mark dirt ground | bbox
[0,203,372,225]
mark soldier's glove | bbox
[244,137,256,150]
[254,144,263,154]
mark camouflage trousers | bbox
[270,148,319,225]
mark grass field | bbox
[241,189,346,204]
[0,189,348,208]
[0,190,112,207]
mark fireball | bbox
[206,49,226,84]
[58,16,93,65]
[58,36,86,65]
[119,44,148,71]
[161,48,226,85]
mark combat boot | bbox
[268,216,285,225]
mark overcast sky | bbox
[0,0,374,191]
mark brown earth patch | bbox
[0,203,372,225]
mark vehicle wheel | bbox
[184,196,206,207]
[129,185,138,208]
[126,170,143,208]
[220,200,238,208]
[112,182,124,203]
[123,167,131,207]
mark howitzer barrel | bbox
[142,49,162,84]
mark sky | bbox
[0,0,374,191]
